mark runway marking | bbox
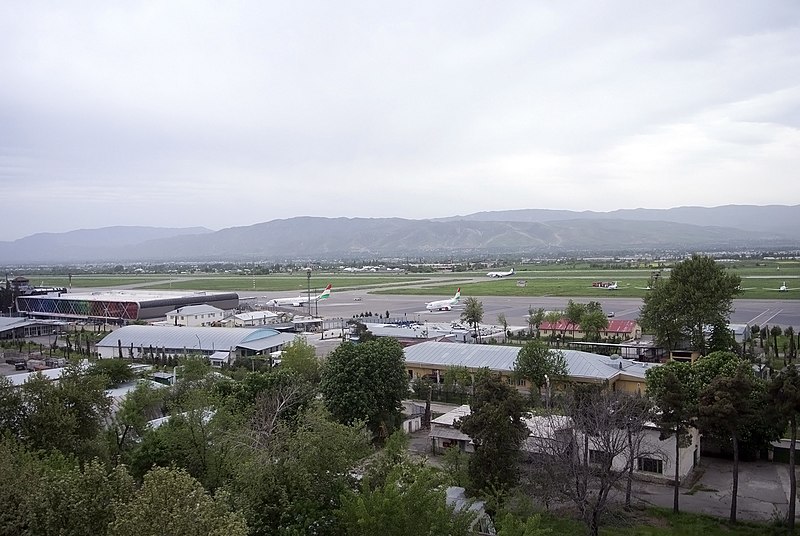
[748,309,783,325]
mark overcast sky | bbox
[1,1,799,241]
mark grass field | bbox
[30,274,430,292]
[142,276,431,292]
[537,507,777,535]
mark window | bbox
[589,449,611,465]
[516,378,526,387]
[637,457,663,474]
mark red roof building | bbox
[537,318,641,340]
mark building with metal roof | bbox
[0,316,66,339]
[404,341,656,394]
[95,325,295,362]
[16,290,239,323]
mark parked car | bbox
[607,312,615,318]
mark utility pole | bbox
[306,269,312,317]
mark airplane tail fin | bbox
[510,268,515,275]
[318,284,332,300]
[454,287,461,300]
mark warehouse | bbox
[95,325,296,364]
[16,290,239,323]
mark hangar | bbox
[95,325,295,363]
[15,290,239,323]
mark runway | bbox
[261,288,800,329]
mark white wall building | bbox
[430,405,700,483]
[233,310,279,327]
[165,304,225,327]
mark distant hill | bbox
[0,226,212,264]
[435,204,800,237]
[125,217,789,261]
[1,206,797,263]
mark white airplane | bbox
[267,284,332,307]
[764,281,798,292]
[426,288,461,311]
[486,268,515,278]
[590,281,620,290]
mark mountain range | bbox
[1,205,797,263]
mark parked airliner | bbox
[486,268,515,278]
[426,288,461,311]
[267,284,332,307]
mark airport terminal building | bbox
[16,290,239,323]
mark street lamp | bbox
[544,374,552,409]
[195,334,202,354]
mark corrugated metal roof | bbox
[166,304,224,316]
[404,341,655,382]
[0,317,29,329]
[97,325,283,352]
[237,332,297,351]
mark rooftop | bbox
[404,341,656,382]
[166,304,225,316]
[97,325,287,351]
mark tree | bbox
[20,365,110,461]
[338,437,476,535]
[645,361,695,513]
[640,255,740,354]
[89,359,134,388]
[0,376,23,437]
[698,364,757,523]
[497,313,509,343]
[580,309,609,342]
[513,340,567,406]
[347,319,375,342]
[443,365,473,395]
[321,338,409,440]
[230,403,370,535]
[458,372,528,494]
[460,297,484,343]
[27,460,135,536]
[280,336,320,383]
[527,307,545,338]
[708,322,736,354]
[565,300,585,338]
[768,365,800,530]
[786,326,797,362]
[527,391,655,536]
[771,325,784,361]
[110,466,248,536]
[110,382,165,456]
[544,310,564,345]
